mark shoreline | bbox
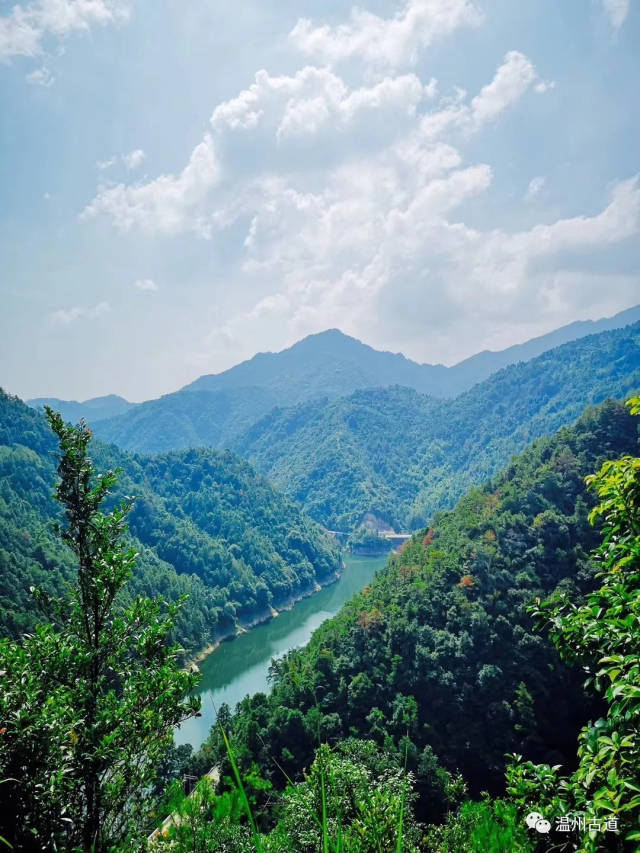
[184,565,343,671]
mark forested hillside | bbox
[234,321,640,530]
[88,387,279,455]
[0,391,340,653]
[196,398,639,814]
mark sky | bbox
[1,0,639,402]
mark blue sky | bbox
[1,0,638,401]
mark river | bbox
[174,553,388,751]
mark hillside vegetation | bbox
[0,391,341,654]
[234,321,640,530]
[195,399,639,811]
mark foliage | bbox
[271,741,422,852]
[233,322,640,530]
[193,399,639,822]
[423,796,533,852]
[0,412,200,852]
[504,396,640,851]
[0,390,341,654]
[153,740,422,853]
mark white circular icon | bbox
[535,819,551,834]
[526,812,544,828]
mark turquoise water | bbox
[174,553,388,751]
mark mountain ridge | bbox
[26,305,640,452]
[231,321,640,530]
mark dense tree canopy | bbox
[234,322,640,530]
[0,391,341,654]
[194,399,639,820]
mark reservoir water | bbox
[175,553,388,751]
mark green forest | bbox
[2,389,640,850]
[0,390,341,654]
[233,322,640,530]
[2,321,640,851]
[188,399,638,820]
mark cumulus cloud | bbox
[80,28,638,369]
[290,0,482,70]
[51,300,110,324]
[122,148,145,170]
[204,176,640,368]
[84,53,543,240]
[134,278,158,291]
[211,66,435,141]
[0,0,130,62]
[471,51,553,121]
[82,135,219,236]
[420,51,553,138]
[602,0,629,31]
[526,175,546,199]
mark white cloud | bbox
[134,278,158,292]
[420,51,553,138]
[204,176,640,369]
[97,149,145,171]
[0,0,130,62]
[525,175,546,199]
[25,64,53,86]
[290,0,482,70]
[82,134,220,236]
[210,66,434,141]
[602,0,629,31]
[80,36,639,371]
[85,54,542,240]
[51,300,111,325]
[122,148,145,170]
[471,51,552,123]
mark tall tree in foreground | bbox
[0,411,200,852]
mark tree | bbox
[0,412,200,852]
[506,397,640,852]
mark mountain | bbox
[88,387,279,455]
[28,393,134,423]
[187,304,640,401]
[232,321,640,530]
[184,328,451,401]
[0,391,341,654]
[60,330,447,455]
[446,302,640,392]
[29,305,640,457]
[199,397,640,806]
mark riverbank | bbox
[184,565,342,671]
[175,553,386,750]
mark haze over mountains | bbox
[28,394,134,424]
[27,304,640,457]
[22,309,640,535]
[235,322,640,530]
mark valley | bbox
[175,553,388,752]
[3,315,640,851]
[4,2,640,846]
